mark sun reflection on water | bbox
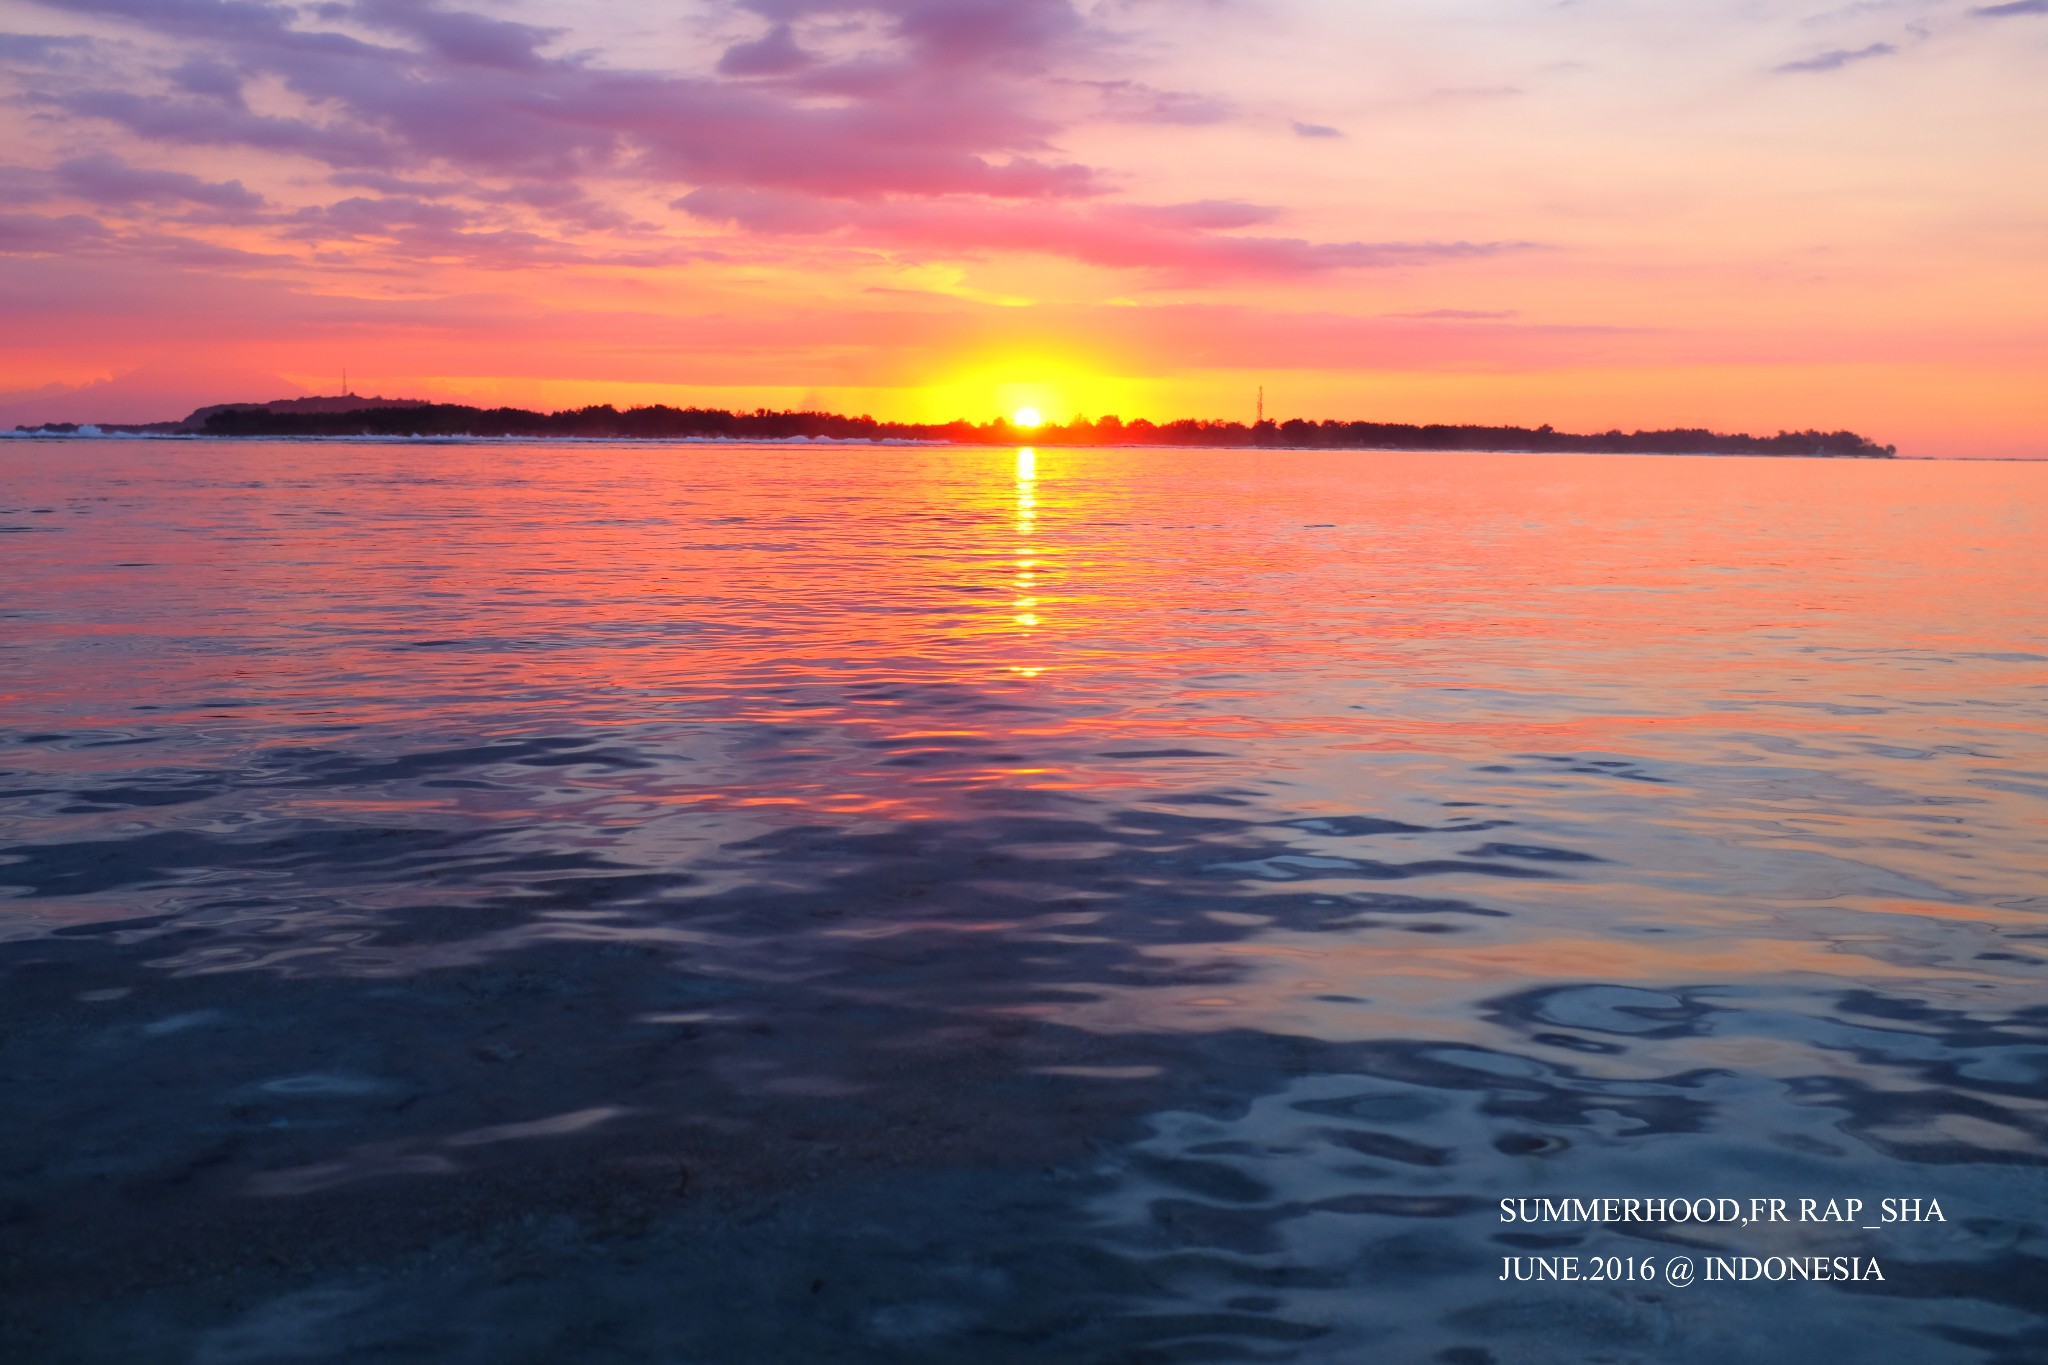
[1012,447,1041,631]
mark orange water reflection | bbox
[2,441,2044,1020]
[1012,447,1041,635]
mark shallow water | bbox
[2,441,2045,1363]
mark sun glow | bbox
[1012,406,1043,428]
[916,354,1119,427]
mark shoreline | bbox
[0,431,1916,458]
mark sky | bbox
[0,0,2043,454]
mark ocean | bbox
[3,440,2044,1362]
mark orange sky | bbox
[1,0,2043,454]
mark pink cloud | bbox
[1066,79,1235,126]
[0,359,307,426]
[717,24,813,78]
[677,189,1527,282]
[0,212,113,253]
[29,0,1106,196]
[3,0,1499,281]
[55,153,264,211]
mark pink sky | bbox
[1,0,2043,454]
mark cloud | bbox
[293,193,476,239]
[0,209,286,266]
[54,154,264,211]
[0,211,114,254]
[280,194,682,269]
[677,188,1528,282]
[0,31,95,64]
[168,56,249,104]
[0,358,309,426]
[1970,0,2048,13]
[1116,200,1282,230]
[741,0,1090,76]
[318,170,630,232]
[0,167,54,205]
[1774,42,1896,73]
[1078,79,1234,125]
[1387,308,1520,320]
[30,0,1112,198]
[50,88,400,169]
[717,23,813,77]
[353,0,564,71]
[7,0,1502,293]
[328,170,466,197]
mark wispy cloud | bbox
[1774,42,1896,73]
[55,154,264,212]
[1430,86,1523,102]
[0,31,94,63]
[677,188,1530,283]
[1076,79,1235,125]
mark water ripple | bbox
[1,442,2043,1361]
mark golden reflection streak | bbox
[1012,447,1040,632]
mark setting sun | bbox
[1012,407,1043,429]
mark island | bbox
[16,397,1898,457]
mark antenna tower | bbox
[1257,386,1264,424]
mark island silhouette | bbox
[15,396,1897,457]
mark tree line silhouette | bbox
[188,403,1897,457]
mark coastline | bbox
[0,431,1908,458]
[10,399,1900,459]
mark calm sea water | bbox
[2,441,2045,1363]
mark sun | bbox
[1011,406,1043,428]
